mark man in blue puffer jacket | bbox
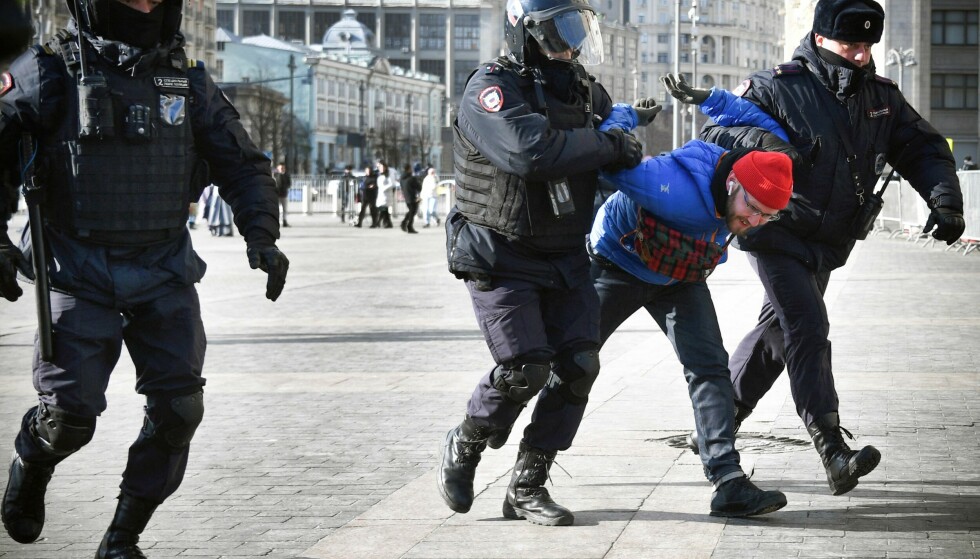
[588,75,794,517]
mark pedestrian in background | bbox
[697,0,964,497]
[420,167,440,228]
[0,0,289,555]
[274,162,291,227]
[962,156,978,171]
[437,0,652,527]
[400,164,422,234]
[356,166,378,228]
[376,161,395,229]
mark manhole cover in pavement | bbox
[653,433,812,454]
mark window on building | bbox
[657,33,669,44]
[389,58,411,71]
[357,12,376,34]
[278,11,305,42]
[657,52,668,63]
[419,59,446,81]
[931,73,979,109]
[217,8,234,32]
[931,10,979,45]
[419,14,446,50]
[313,12,341,43]
[454,14,480,50]
[454,60,479,96]
[242,10,270,36]
[384,13,412,50]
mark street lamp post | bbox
[886,47,917,92]
[287,54,296,171]
[689,0,699,141]
[672,0,682,149]
[407,93,413,167]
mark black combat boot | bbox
[2,452,54,543]
[502,441,573,526]
[687,401,753,455]
[486,423,514,450]
[710,474,787,517]
[95,493,158,559]
[437,416,490,513]
[807,412,881,496]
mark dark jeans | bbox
[402,200,419,231]
[14,286,206,502]
[464,274,600,451]
[729,251,837,428]
[591,261,742,483]
[357,188,378,226]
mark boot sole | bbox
[2,457,46,544]
[502,499,574,526]
[436,429,472,514]
[830,446,881,496]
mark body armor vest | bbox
[45,33,194,245]
[454,59,599,253]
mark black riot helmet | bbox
[67,0,183,49]
[504,0,604,66]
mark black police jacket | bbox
[702,34,961,270]
[0,27,280,305]
[448,56,621,286]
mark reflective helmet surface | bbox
[504,0,604,65]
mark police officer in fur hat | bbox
[0,0,288,556]
[693,0,964,496]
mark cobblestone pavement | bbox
[1,213,978,558]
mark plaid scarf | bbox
[621,207,732,282]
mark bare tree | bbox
[228,78,289,164]
[374,116,403,168]
[411,121,436,169]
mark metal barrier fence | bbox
[291,174,455,225]
[872,169,980,254]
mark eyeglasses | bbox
[739,184,781,222]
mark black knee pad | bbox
[32,402,96,457]
[491,356,551,404]
[548,347,600,405]
[142,390,205,452]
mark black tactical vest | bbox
[454,58,599,253]
[44,34,194,245]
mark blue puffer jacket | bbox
[591,88,787,285]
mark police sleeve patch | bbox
[732,79,750,97]
[0,73,13,97]
[478,85,504,112]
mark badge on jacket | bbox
[478,86,503,112]
[732,79,751,97]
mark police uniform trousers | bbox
[591,260,742,483]
[14,285,206,502]
[728,251,839,428]
[464,262,600,452]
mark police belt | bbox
[586,239,622,273]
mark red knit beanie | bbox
[732,151,793,210]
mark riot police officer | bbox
[437,0,654,526]
[0,0,289,556]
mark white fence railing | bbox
[291,174,455,223]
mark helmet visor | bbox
[529,9,604,65]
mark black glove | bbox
[0,233,33,303]
[661,73,710,105]
[602,129,643,173]
[246,243,289,301]
[632,97,662,126]
[923,207,965,245]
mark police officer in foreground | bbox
[0,0,288,556]
[693,0,964,496]
[438,0,654,526]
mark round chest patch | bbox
[478,86,504,112]
[0,72,13,97]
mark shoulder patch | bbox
[0,73,13,97]
[732,79,751,97]
[186,58,205,70]
[772,63,802,77]
[478,85,504,112]
[485,62,503,75]
[874,74,897,87]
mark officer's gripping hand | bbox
[601,129,643,173]
[923,207,965,245]
[632,97,662,126]
[661,73,710,105]
[246,243,289,301]
[0,233,33,302]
